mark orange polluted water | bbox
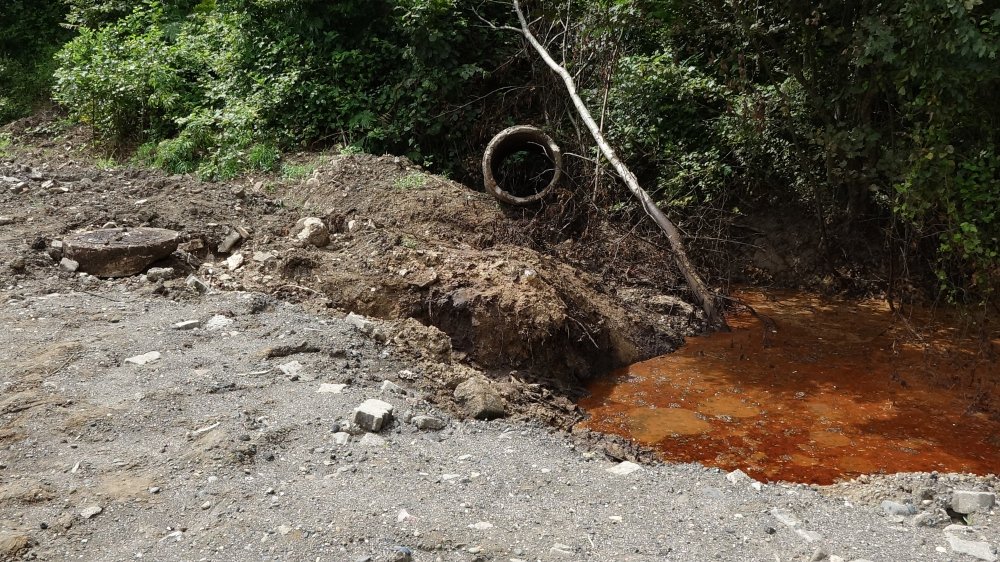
[578,291,1000,484]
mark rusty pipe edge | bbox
[482,125,563,206]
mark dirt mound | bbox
[1,120,703,426]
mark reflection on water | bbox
[577,290,1000,484]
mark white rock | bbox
[770,508,800,528]
[124,351,161,366]
[277,361,303,378]
[171,320,201,330]
[352,398,394,432]
[226,253,245,271]
[952,491,996,515]
[332,432,350,446]
[725,469,754,485]
[317,383,347,394]
[605,461,642,476]
[204,315,233,331]
[80,505,103,519]
[358,433,386,448]
[59,258,79,272]
[468,521,493,530]
[948,536,997,561]
[276,525,293,536]
[344,312,375,335]
[292,217,329,247]
[796,529,823,543]
[252,251,275,263]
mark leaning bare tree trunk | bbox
[511,0,726,329]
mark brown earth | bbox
[0,115,704,431]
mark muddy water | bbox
[578,291,1000,484]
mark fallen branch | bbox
[510,0,726,330]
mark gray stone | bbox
[146,267,175,282]
[186,275,209,293]
[344,312,375,335]
[412,415,446,431]
[881,500,917,516]
[453,377,505,420]
[333,432,351,446]
[947,536,997,561]
[380,380,406,395]
[217,230,243,253]
[252,251,275,263]
[352,399,394,432]
[79,505,102,519]
[292,217,329,247]
[171,320,201,330]
[0,216,13,225]
[809,547,830,561]
[952,491,996,515]
[59,258,79,272]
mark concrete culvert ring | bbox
[482,125,562,206]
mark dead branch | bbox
[510,0,727,330]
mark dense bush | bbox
[0,1,71,122]
[52,0,512,178]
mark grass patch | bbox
[393,172,427,190]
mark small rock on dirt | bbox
[204,314,233,331]
[217,230,243,253]
[124,351,161,366]
[59,257,79,272]
[317,383,347,394]
[172,320,201,330]
[186,274,209,293]
[947,536,998,561]
[226,253,245,271]
[292,217,330,247]
[146,267,175,282]
[352,399,394,432]
[80,505,103,519]
[881,500,916,516]
[606,461,642,476]
[412,415,446,430]
[453,377,505,420]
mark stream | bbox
[578,290,1000,484]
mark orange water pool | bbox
[578,291,1000,483]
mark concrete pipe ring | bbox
[482,125,563,206]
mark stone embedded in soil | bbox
[606,461,642,476]
[62,227,179,277]
[412,415,446,431]
[124,351,161,366]
[292,217,329,247]
[317,383,347,394]
[146,267,175,282]
[352,399,394,432]
[453,377,505,420]
[79,505,103,519]
[186,274,209,293]
[344,312,376,335]
[217,230,243,253]
[947,536,998,561]
[881,500,917,517]
[59,257,79,272]
[204,314,233,331]
[0,532,34,559]
[226,253,245,271]
[952,491,996,515]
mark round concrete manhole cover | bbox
[63,227,180,278]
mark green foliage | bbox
[51,0,511,179]
[0,1,72,123]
